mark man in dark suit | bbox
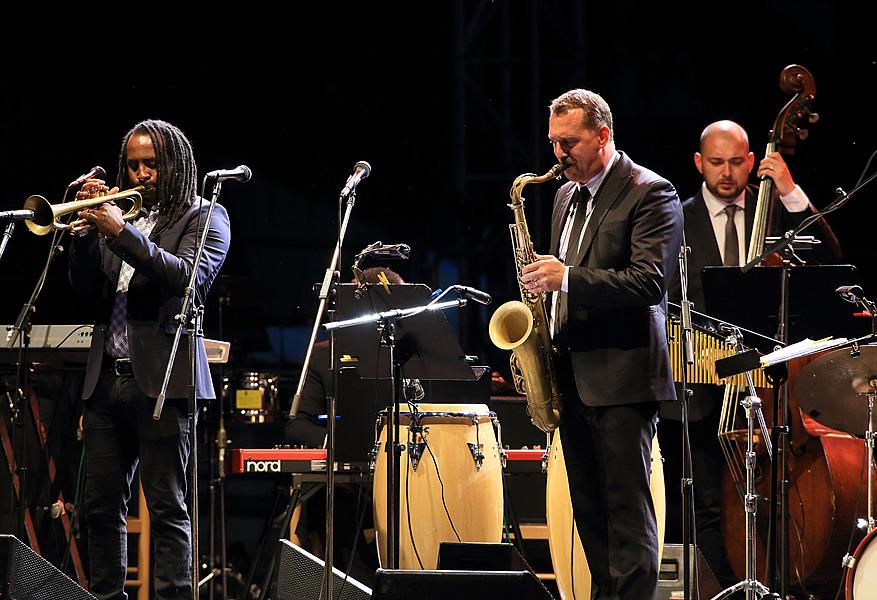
[69,119,230,600]
[673,119,828,313]
[660,119,838,586]
[521,89,683,599]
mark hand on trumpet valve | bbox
[72,180,126,239]
[74,179,117,200]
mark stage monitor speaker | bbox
[373,569,553,600]
[437,542,528,571]
[276,539,371,600]
[658,543,722,600]
[0,534,96,600]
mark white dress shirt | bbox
[700,182,810,266]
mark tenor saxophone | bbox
[488,162,569,433]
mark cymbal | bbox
[795,345,877,434]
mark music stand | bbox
[325,289,478,570]
[701,264,864,343]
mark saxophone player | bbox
[520,89,683,600]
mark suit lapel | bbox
[689,191,722,265]
[570,153,632,265]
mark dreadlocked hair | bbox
[116,119,197,234]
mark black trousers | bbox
[82,365,192,600]
[559,358,660,600]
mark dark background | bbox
[1,4,875,375]
[0,2,875,590]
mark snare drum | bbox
[228,372,280,423]
[372,403,504,570]
[546,429,665,600]
[846,527,877,599]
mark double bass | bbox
[746,64,841,265]
[721,65,873,595]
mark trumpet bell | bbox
[23,195,55,235]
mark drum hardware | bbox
[469,415,484,470]
[711,327,773,600]
[408,441,427,471]
[842,379,877,599]
[466,443,485,470]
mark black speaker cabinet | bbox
[0,534,96,600]
[437,542,529,571]
[658,543,722,600]
[373,568,553,600]
[276,539,371,600]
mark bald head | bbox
[699,120,750,153]
[694,120,755,200]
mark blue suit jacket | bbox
[69,198,230,400]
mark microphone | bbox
[206,165,252,182]
[69,166,106,187]
[370,243,411,259]
[836,285,865,304]
[340,161,371,198]
[0,210,35,221]
[456,285,492,305]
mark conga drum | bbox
[373,403,504,569]
[546,429,665,600]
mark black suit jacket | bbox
[551,152,684,407]
[670,185,812,313]
[69,198,230,400]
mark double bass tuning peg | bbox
[807,110,819,124]
[796,127,810,141]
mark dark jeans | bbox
[559,357,660,600]
[83,367,192,600]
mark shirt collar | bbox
[577,150,619,199]
[701,182,745,217]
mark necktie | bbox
[105,292,129,358]
[723,204,740,266]
[562,186,592,264]
[553,187,592,337]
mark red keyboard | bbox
[227,448,328,474]
[227,447,548,474]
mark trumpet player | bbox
[68,119,230,600]
[519,89,682,600]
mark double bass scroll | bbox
[747,64,820,263]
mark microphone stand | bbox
[208,291,230,600]
[289,184,360,600]
[323,290,473,572]
[740,166,877,596]
[153,176,226,600]
[676,235,696,600]
[0,222,16,263]
[5,198,69,548]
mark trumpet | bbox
[23,186,145,235]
